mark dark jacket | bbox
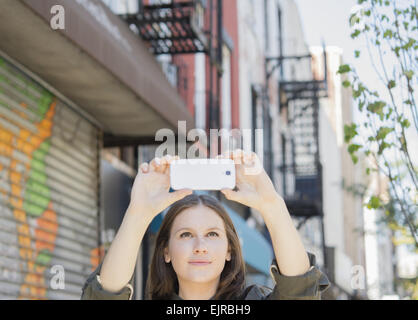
[81,252,330,300]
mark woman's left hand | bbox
[219,149,281,212]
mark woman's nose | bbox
[193,237,208,254]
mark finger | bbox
[232,149,244,165]
[150,157,161,172]
[164,154,177,165]
[251,151,262,166]
[161,155,171,174]
[219,150,232,159]
[243,152,264,175]
[223,150,233,159]
[243,152,253,165]
[139,162,149,173]
[159,156,171,174]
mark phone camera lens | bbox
[226,171,231,176]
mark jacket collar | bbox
[170,292,215,300]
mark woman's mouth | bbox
[188,260,212,266]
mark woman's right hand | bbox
[128,155,193,221]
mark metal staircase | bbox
[119,0,208,54]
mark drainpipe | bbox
[216,0,223,154]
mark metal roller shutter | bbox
[0,56,100,300]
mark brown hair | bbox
[145,193,246,300]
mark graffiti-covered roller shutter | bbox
[0,56,100,300]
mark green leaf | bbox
[404,70,414,80]
[371,90,379,98]
[401,118,411,128]
[383,29,393,39]
[386,108,393,120]
[388,80,396,89]
[378,141,391,155]
[402,37,415,50]
[342,80,351,88]
[353,89,361,98]
[351,29,361,39]
[351,154,359,164]
[349,14,360,27]
[367,196,381,209]
[337,64,351,74]
[367,101,386,120]
[344,124,358,143]
[348,144,362,154]
[376,127,394,140]
[354,50,361,58]
[359,100,365,111]
[353,83,366,99]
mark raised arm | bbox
[220,149,310,277]
[97,155,192,293]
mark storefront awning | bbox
[0,0,194,139]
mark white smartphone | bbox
[170,158,236,190]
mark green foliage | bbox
[388,80,396,89]
[337,64,351,74]
[367,101,386,120]
[344,124,358,143]
[376,127,394,140]
[342,80,351,88]
[339,0,418,256]
[367,196,381,209]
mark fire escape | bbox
[118,0,223,143]
[265,46,329,265]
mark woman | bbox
[81,149,330,300]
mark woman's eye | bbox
[180,232,192,238]
[207,231,219,237]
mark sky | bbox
[294,0,377,106]
[294,0,417,163]
[294,0,359,58]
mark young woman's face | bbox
[164,205,231,285]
